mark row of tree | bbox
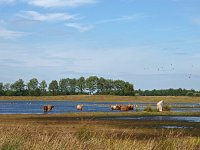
[135,88,200,96]
[0,76,135,96]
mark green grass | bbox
[163,105,171,111]
[143,106,157,112]
[0,113,200,150]
[0,95,200,103]
[0,95,200,149]
[1,125,199,150]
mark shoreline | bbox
[0,95,200,103]
[0,111,200,117]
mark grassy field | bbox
[0,96,200,149]
[0,95,200,103]
[0,112,200,150]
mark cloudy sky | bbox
[0,0,200,89]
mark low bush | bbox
[143,106,157,112]
[163,105,171,111]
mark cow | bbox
[43,106,48,112]
[76,104,84,111]
[120,105,129,111]
[157,100,164,112]
[110,104,121,110]
[127,104,134,110]
[47,105,54,111]
[43,105,54,112]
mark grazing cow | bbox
[43,106,48,112]
[110,105,116,110]
[120,105,129,111]
[76,104,84,111]
[157,100,164,112]
[110,105,121,110]
[43,105,54,112]
[127,105,134,110]
[47,105,54,111]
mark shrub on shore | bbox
[163,105,171,111]
[143,106,157,112]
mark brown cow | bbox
[43,105,54,112]
[127,104,134,110]
[43,106,48,112]
[110,104,121,110]
[76,104,84,111]
[120,105,129,111]
[47,105,54,111]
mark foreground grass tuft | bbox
[0,125,199,150]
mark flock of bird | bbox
[143,64,193,79]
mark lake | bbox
[0,100,200,114]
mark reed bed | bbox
[0,125,199,150]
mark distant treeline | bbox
[135,89,200,97]
[0,76,134,96]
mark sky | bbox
[0,0,200,90]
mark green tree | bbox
[97,77,106,94]
[69,78,77,94]
[10,79,25,96]
[104,79,114,94]
[123,82,135,96]
[49,80,59,96]
[186,92,194,96]
[76,77,85,94]
[86,76,99,95]
[0,82,3,95]
[3,83,11,96]
[27,78,39,96]
[39,80,47,96]
[59,78,70,95]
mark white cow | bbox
[76,104,84,111]
[157,100,164,112]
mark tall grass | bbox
[163,105,171,111]
[1,95,200,103]
[0,125,199,150]
[144,106,157,112]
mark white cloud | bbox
[0,0,97,7]
[95,15,140,24]
[65,23,94,32]
[26,0,97,8]
[65,15,142,32]
[0,0,15,4]
[17,11,76,22]
[0,27,28,39]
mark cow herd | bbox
[43,101,165,112]
[43,104,138,112]
[110,104,138,111]
[43,104,84,112]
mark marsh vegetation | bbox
[0,96,199,149]
[0,113,200,150]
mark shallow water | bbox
[103,116,200,123]
[0,100,199,114]
[160,126,193,129]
